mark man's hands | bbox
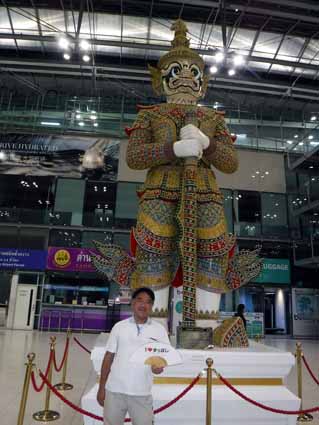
[173,124,210,158]
[97,386,105,407]
[151,365,164,374]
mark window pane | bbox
[0,175,22,223]
[54,178,85,225]
[82,231,113,248]
[115,182,140,229]
[287,194,301,239]
[49,229,81,247]
[83,181,116,228]
[221,188,233,233]
[234,190,261,237]
[19,176,54,225]
[0,227,18,248]
[261,193,288,237]
[20,228,48,249]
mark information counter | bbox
[39,303,131,332]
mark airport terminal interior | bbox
[0,0,318,424]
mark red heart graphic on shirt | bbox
[147,348,152,352]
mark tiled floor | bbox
[0,329,318,425]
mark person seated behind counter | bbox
[97,287,170,425]
[234,303,247,329]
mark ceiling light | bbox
[228,68,236,76]
[63,53,71,60]
[79,39,90,50]
[298,142,304,146]
[40,121,61,126]
[93,122,99,127]
[91,110,97,114]
[214,51,224,63]
[0,151,6,161]
[210,65,218,74]
[233,55,245,66]
[294,134,298,138]
[90,115,97,120]
[75,114,81,120]
[82,54,90,62]
[309,166,314,169]
[308,135,314,140]
[310,141,319,146]
[58,38,69,49]
[310,115,317,121]
[78,121,85,126]
[287,140,293,144]
[265,171,269,175]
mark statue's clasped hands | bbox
[173,124,209,159]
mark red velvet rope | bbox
[302,355,319,386]
[73,337,91,354]
[215,371,319,415]
[53,338,70,372]
[30,351,54,393]
[38,370,201,422]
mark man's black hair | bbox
[131,287,155,303]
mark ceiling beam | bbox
[75,0,85,37]
[160,0,319,23]
[228,3,319,24]
[0,33,318,73]
[0,59,318,101]
[1,1,19,52]
[252,0,319,12]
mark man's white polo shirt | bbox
[105,316,170,396]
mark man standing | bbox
[97,287,170,425]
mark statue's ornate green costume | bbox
[127,103,238,294]
[92,20,262,322]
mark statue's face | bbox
[161,58,204,104]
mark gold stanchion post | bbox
[254,334,261,343]
[54,328,73,391]
[206,358,213,425]
[296,342,313,423]
[17,353,35,425]
[33,336,60,422]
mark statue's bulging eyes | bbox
[171,66,181,78]
[191,66,201,80]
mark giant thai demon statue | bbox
[93,20,262,326]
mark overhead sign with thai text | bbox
[0,248,47,270]
[47,247,98,272]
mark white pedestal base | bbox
[82,334,300,425]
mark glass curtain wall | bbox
[233,190,261,237]
[221,188,234,233]
[82,181,116,228]
[115,182,140,229]
[0,175,54,224]
[261,193,288,238]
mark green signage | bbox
[252,258,290,284]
